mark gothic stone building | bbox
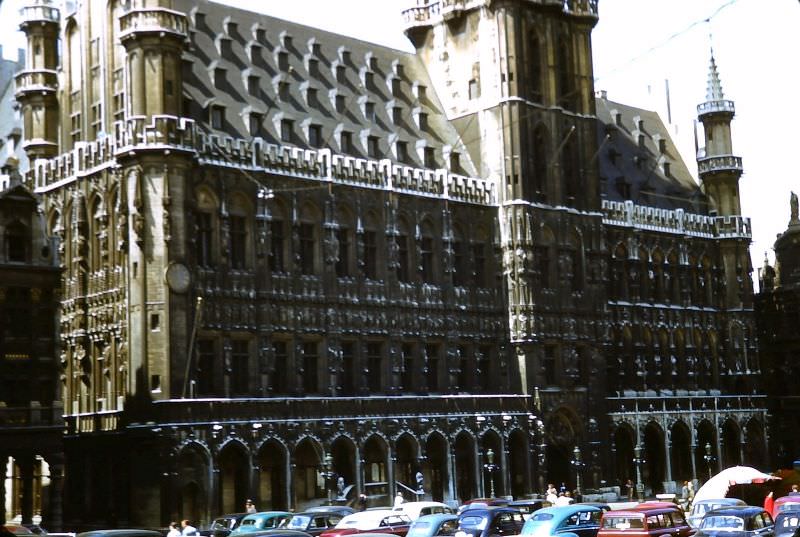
[15,0,766,529]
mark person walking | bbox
[167,522,181,537]
[358,493,368,511]
[181,520,199,536]
[245,499,257,513]
[394,492,405,508]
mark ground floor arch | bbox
[258,440,288,510]
[721,419,742,468]
[454,431,476,503]
[643,422,665,495]
[670,421,692,484]
[425,433,449,502]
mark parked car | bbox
[774,511,800,537]
[205,513,250,537]
[455,506,525,537]
[598,504,692,537]
[320,509,412,537]
[688,499,747,528]
[695,506,774,537]
[312,507,357,517]
[395,502,456,521]
[22,526,47,536]
[509,500,551,520]
[1,527,34,536]
[283,510,349,536]
[242,530,314,537]
[406,514,459,537]
[232,513,293,534]
[77,531,163,537]
[519,505,602,537]
[775,498,800,516]
[458,500,511,514]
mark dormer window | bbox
[278,51,290,72]
[308,58,319,77]
[249,113,263,136]
[312,42,322,57]
[5,221,29,262]
[424,147,436,168]
[658,139,667,154]
[214,68,226,88]
[248,75,260,97]
[219,38,232,57]
[369,56,378,71]
[335,95,346,113]
[396,141,408,163]
[415,84,427,100]
[392,106,402,124]
[468,79,480,100]
[225,21,237,36]
[395,64,405,78]
[367,136,380,158]
[418,112,428,131]
[307,87,318,107]
[336,65,346,83]
[279,82,290,101]
[449,152,460,172]
[308,124,322,148]
[340,131,353,154]
[255,28,266,43]
[364,102,375,122]
[281,119,294,142]
[364,71,374,89]
[210,105,225,129]
[282,34,293,48]
[342,50,351,64]
[391,78,401,95]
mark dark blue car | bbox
[455,507,525,537]
[696,506,774,537]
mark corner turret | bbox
[16,0,60,160]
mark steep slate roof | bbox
[179,0,477,176]
[595,95,708,213]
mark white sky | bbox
[1,0,798,288]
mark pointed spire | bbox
[705,49,725,102]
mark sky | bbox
[0,0,798,289]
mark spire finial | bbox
[706,48,725,102]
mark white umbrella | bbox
[693,466,780,504]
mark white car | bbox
[393,501,455,521]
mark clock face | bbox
[165,263,191,293]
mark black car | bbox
[696,506,774,537]
[775,511,800,537]
[455,507,525,537]
[508,501,550,520]
[283,511,349,536]
[205,514,251,537]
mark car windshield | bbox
[286,516,311,529]
[700,516,744,531]
[407,521,431,537]
[601,517,644,530]
[778,503,800,513]
[211,519,231,530]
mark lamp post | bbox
[571,446,586,500]
[703,443,716,481]
[633,444,646,502]
[483,449,499,498]
[323,453,335,503]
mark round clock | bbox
[165,262,192,294]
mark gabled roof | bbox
[178,0,476,175]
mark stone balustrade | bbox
[697,155,743,175]
[15,69,58,97]
[19,3,60,26]
[607,393,767,417]
[602,199,751,239]
[402,0,595,30]
[697,99,735,116]
[119,8,188,40]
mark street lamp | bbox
[483,449,499,498]
[633,444,646,502]
[322,453,335,503]
[703,443,716,481]
[571,446,586,500]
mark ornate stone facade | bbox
[15,0,765,529]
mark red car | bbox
[320,510,412,537]
[599,505,694,537]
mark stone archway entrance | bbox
[545,408,581,492]
[425,433,448,502]
[643,422,666,495]
[454,431,476,503]
[258,440,287,510]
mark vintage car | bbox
[232,513,293,534]
[406,514,459,537]
[319,510,412,537]
[454,506,525,537]
[283,511,349,536]
[395,502,456,522]
[76,531,163,537]
[508,500,551,520]
[695,506,774,537]
[775,497,800,516]
[205,513,250,537]
[598,504,692,537]
[774,511,800,537]
[519,505,602,537]
[688,499,747,528]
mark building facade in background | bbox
[13,0,766,529]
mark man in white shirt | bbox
[181,520,198,536]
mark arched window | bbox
[561,135,579,206]
[269,198,289,273]
[536,226,555,289]
[420,219,437,284]
[527,32,542,102]
[299,203,321,275]
[228,193,252,270]
[452,223,466,287]
[362,211,381,280]
[396,216,412,283]
[529,125,549,203]
[5,220,29,262]
[195,188,218,268]
[335,206,355,278]
[556,36,574,110]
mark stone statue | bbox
[792,191,799,225]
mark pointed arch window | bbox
[420,221,436,284]
[562,136,579,206]
[556,37,575,110]
[531,125,549,203]
[396,218,412,283]
[527,33,543,102]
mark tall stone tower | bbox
[16,0,60,159]
[696,52,752,309]
[403,0,608,482]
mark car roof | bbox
[337,510,409,527]
[706,506,768,517]
[414,514,458,523]
[534,505,601,518]
[695,499,746,506]
[245,531,313,537]
[459,506,520,516]
[78,530,163,537]
[246,512,293,518]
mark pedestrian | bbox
[181,520,198,536]
[790,484,800,496]
[681,480,690,507]
[358,493,368,511]
[626,479,634,500]
[546,483,558,504]
[394,491,405,508]
[764,491,775,517]
[687,480,695,505]
[167,522,181,537]
[245,499,257,513]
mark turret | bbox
[119,0,188,117]
[16,0,60,160]
[697,51,743,216]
